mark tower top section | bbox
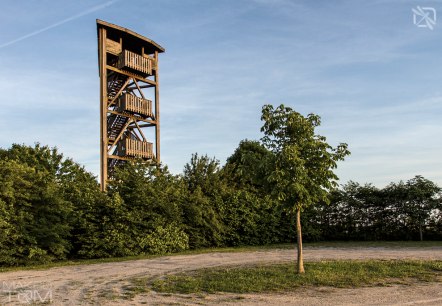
[96,19,165,55]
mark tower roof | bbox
[96,19,165,54]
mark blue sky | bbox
[0,0,441,187]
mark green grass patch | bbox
[148,260,442,294]
[305,241,442,248]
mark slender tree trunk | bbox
[419,223,423,241]
[296,207,305,273]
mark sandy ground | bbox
[0,246,441,305]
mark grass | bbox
[148,260,442,294]
[0,241,440,273]
[305,241,442,248]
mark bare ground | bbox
[0,246,441,305]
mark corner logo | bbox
[412,6,436,30]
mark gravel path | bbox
[0,246,441,305]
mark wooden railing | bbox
[118,50,155,76]
[119,138,153,159]
[119,93,153,117]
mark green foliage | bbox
[224,139,275,191]
[219,189,284,246]
[0,133,440,268]
[0,147,72,265]
[102,161,188,257]
[260,104,350,209]
[313,179,442,241]
[182,154,225,248]
[183,153,221,195]
[140,223,189,254]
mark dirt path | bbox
[0,246,441,305]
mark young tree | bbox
[260,104,350,273]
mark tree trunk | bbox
[419,223,423,241]
[296,208,305,273]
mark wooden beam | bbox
[108,155,134,161]
[99,27,108,191]
[137,123,156,128]
[138,84,155,89]
[133,80,146,100]
[108,154,154,161]
[107,77,131,107]
[133,120,147,142]
[127,84,155,89]
[130,130,142,141]
[106,65,156,86]
[154,51,160,163]
[107,110,157,124]
[107,118,132,154]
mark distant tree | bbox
[260,104,350,273]
[403,176,441,241]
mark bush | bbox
[140,223,189,254]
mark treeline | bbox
[0,142,441,266]
[306,178,442,242]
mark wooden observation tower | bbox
[97,20,165,190]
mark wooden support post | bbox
[99,27,108,191]
[154,50,160,163]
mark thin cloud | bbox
[0,0,119,49]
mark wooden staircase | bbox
[107,73,129,144]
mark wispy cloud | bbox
[0,0,119,49]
